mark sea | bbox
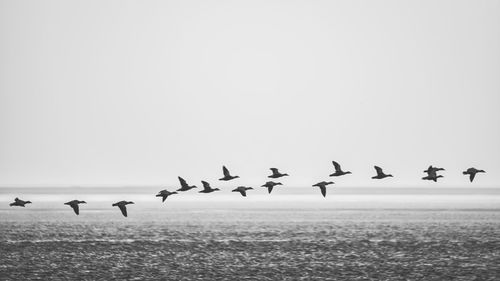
[1,187,499,280]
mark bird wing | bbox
[118,205,128,217]
[267,186,274,194]
[270,168,279,175]
[469,173,476,182]
[178,177,188,188]
[427,169,437,177]
[222,166,230,177]
[319,186,326,197]
[240,189,247,197]
[332,161,341,172]
[374,166,383,175]
[201,181,211,191]
[162,195,168,202]
[71,204,79,215]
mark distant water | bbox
[1,209,499,280]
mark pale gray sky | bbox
[1,0,499,188]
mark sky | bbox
[0,0,499,188]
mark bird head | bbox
[276,183,283,185]
[345,171,352,174]
[80,201,87,204]
[127,201,135,204]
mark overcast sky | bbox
[1,0,499,188]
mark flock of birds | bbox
[8,162,486,217]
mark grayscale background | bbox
[1,1,499,280]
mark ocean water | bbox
[1,208,499,280]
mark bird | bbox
[112,201,134,217]
[261,181,282,194]
[422,169,443,182]
[372,166,393,179]
[423,165,445,173]
[329,161,352,177]
[156,190,178,202]
[268,168,289,178]
[232,186,253,197]
[219,166,240,181]
[199,181,220,193]
[64,200,86,215]
[312,181,334,197]
[176,176,197,192]
[463,167,486,182]
[9,197,32,207]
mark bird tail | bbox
[9,203,14,206]
[462,171,467,175]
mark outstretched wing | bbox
[222,166,230,177]
[118,205,128,217]
[267,186,274,194]
[178,177,188,188]
[201,181,211,191]
[71,204,79,215]
[270,168,279,174]
[240,189,247,197]
[320,186,326,197]
[469,173,476,182]
[374,166,383,175]
[332,161,341,172]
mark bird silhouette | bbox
[112,201,134,217]
[156,190,178,202]
[9,197,32,207]
[372,166,393,179]
[64,200,86,215]
[219,166,240,181]
[463,167,485,182]
[176,177,197,192]
[423,165,445,174]
[422,169,443,182]
[312,181,334,197]
[268,168,289,178]
[232,186,253,197]
[199,181,220,193]
[329,161,352,177]
[261,181,282,194]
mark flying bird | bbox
[268,168,289,178]
[64,200,86,215]
[112,201,134,217]
[372,166,393,179]
[423,165,445,174]
[261,181,282,194]
[312,181,334,197]
[176,177,197,192]
[156,190,178,202]
[422,169,443,182]
[329,161,352,177]
[199,181,220,193]
[232,186,253,197]
[9,197,32,207]
[463,167,485,182]
[219,166,240,181]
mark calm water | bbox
[1,209,499,280]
